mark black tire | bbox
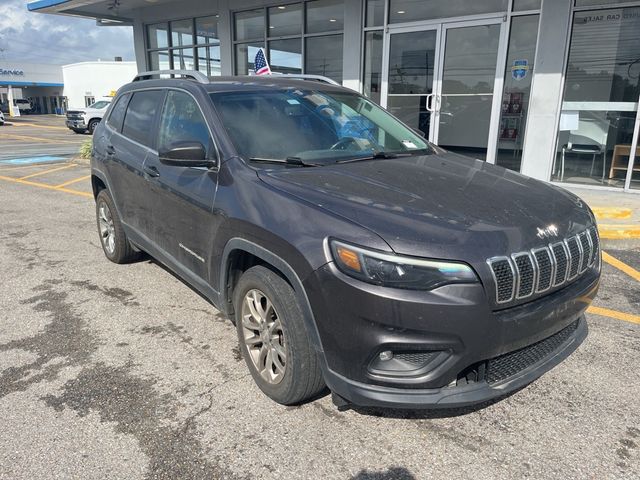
[88,119,100,135]
[72,129,86,134]
[95,189,139,264]
[234,266,325,405]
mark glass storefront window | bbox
[171,19,194,47]
[575,0,640,6]
[305,34,344,82]
[149,51,170,71]
[306,0,344,34]
[269,4,302,37]
[389,0,508,24]
[236,43,263,75]
[196,46,221,77]
[148,23,168,50]
[363,31,383,104]
[365,0,385,27]
[512,0,541,11]
[172,48,195,70]
[196,16,219,45]
[235,9,264,41]
[553,7,640,188]
[269,39,302,74]
[496,15,540,172]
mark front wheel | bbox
[234,266,325,405]
[95,190,139,264]
[88,119,100,135]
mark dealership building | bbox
[28,0,640,193]
[0,60,137,114]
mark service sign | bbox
[0,68,25,76]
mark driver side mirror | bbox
[159,141,216,168]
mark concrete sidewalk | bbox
[566,186,639,247]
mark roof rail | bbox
[271,74,340,86]
[132,70,209,84]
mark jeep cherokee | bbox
[90,71,600,409]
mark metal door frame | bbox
[382,15,509,164]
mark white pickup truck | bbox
[65,99,112,135]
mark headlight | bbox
[330,240,478,291]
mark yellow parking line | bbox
[598,224,640,240]
[0,174,92,198]
[592,207,632,220]
[12,122,69,131]
[54,175,91,188]
[0,133,78,145]
[587,306,640,325]
[602,251,640,282]
[19,163,76,180]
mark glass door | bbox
[382,26,441,139]
[433,20,504,161]
[382,19,506,162]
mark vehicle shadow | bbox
[352,467,416,479]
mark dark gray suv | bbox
[91,71,600,409]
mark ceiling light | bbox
[397,10,405,14]
[278,6,286,9]
[329,18,336,22]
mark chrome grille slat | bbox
[513,253,536,299]
[532,247,553,293]
[488,228,598,306]
[551,242,569,286]
[578,232,591,273]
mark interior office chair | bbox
[557,112,609,183]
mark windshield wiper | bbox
[248,157,320,167]
[336,151,413,164]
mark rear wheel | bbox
[234,266,325,405]
[95,190,139,264]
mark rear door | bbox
[106,89,165,238]
[142,89,220,282]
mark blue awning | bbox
[27,0,73,11]
[0,81,64,87]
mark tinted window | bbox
[158,90,213,156]
[107,93,130,132]
[122,90,164,147]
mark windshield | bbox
[209,88,432,164]
[89,101,111,109]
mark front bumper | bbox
[303,262,599,408]
[66,119,86,129]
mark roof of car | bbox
[122,75,350,95]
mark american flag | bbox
[254,48,271,75]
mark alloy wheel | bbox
[241,289,286,384]
[98,201,116,255]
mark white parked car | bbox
[65,99,112,135]
[13,99,33,114]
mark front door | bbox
[382,18,506,162]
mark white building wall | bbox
[62,61,138,108]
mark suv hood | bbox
[258,153,594,262]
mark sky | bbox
[0,0,135,65]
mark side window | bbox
[158,90,213,157]
[122,90,165,147]
[106,93,130,132]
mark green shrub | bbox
[79,139,93,160]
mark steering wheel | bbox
[330,137,359,151]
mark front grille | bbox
[486,320,579,384]
[488,227,598,305]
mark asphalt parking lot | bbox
[0,119,639,480]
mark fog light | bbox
[379,350,394,361]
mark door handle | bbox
[106,145,115,156]
[143,165,160,178]
[425,93,435,112]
